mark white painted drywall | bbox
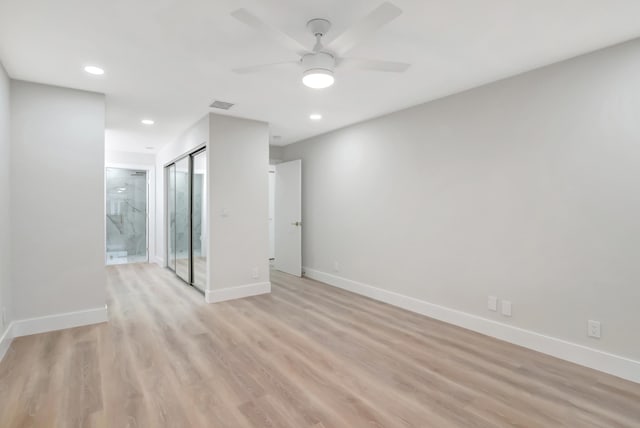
[283,38,640,361]
[106,150,155,166]
[0,62,11,337]
[10,81,106,319]
[269,145,284,164]
[208,114,269,291]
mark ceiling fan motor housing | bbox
[301,52,335,74]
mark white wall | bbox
[208,114,269,294]
[269,145,284,164]
[11,81,106,319]
[283,39,640,364]
[106,149,155,166]
[0,62,11,342]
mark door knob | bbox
[291,221,302,227]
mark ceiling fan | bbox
[231,2,410,89]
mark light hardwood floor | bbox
[1,263,639,427]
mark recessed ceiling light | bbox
[145,146,155,150]
[141,119,155,125]
[84,65,104,75]
[309,114,322,121]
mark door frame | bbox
[104,163,154,265]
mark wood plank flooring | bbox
[1,263,639,427]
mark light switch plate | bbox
[488,296,498,311]
[501,300,512,317]
[588,320,601,338]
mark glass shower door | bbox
[106,168,148,265]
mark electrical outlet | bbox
[333,261,340,272]
[251,267,259,279]
[488,296,498,312]
[501,300,512,317]
[588,320,601,339]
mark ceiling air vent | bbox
[210,100,235,110]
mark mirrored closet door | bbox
[174,157,190,283]
[167,164,176,271]
[165,148,207,292]
[191,150,207,290]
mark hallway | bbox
[1,264,639,427]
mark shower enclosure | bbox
[105,168,148,264]
[165,148,207,291]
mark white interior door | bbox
[274,159,302,276]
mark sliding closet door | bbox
[165,148,207,290]
[191,150,207,291]
[167,164,176,271]
[175,157,190,282]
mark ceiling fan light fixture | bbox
[302,69,335,89]
[231,5,410,90]
[301,52,335,89]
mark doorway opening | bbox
[105,167,148,265]
[269,159,302,277]
[165,148,207,292]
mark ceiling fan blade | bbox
[231,8,309,55]
[338,58,410,72]
[232,61,299,74]
[327,2,402,56]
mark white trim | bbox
[153,256,165,267]
[205,282,271,303]
[0,323,13,361]
[11,306,109,338]
[303,267,640,384]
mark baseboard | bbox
[11,306,109,338]
[303,267,640,384]
[152,256,165,267]
[205,282,271,303]
[0,323,13,361]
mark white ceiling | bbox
[1,0,640,153]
